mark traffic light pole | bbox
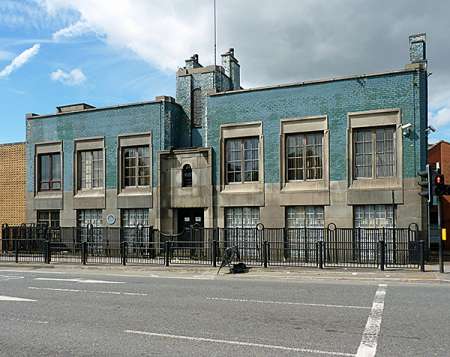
[438,196,444,273]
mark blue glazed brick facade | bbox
[207,71,426,185]
[26,100,181,191]
[24,38,428,229]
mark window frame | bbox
[354,204,395,228]
[286,131,324,182]
[182,164,193,187]
[121,145,151,189]
[37,210,60,228]
[121,208,149,227]
[353,126,396,180]
[77,149,104,191]
[286,206,325,228]
[225,207,260,228]
[225,136,259,184]
[37,152,61,192]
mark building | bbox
[25,34,428,235]
[428,140,450,250]
[0,142,26,246]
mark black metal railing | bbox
[0,224,424,270]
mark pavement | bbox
[0,265,449,356]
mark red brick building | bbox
[428,140,450,250]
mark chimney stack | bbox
[408,33,427,66]
[221,48,240,90]
[185,54,202,69]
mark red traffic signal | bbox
[435,174,445,185]
[434,174,446,196]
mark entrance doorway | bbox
[177,209,204,247]
[177,208,204,232]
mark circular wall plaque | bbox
[106,214,116,225]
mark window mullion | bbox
[303,135,306,181]
[372,130,376,179]
[134,150,138,187]
[50,155,54,185]
[241,139,244,183]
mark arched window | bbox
[182,164,192,187]
[191,88,202,128]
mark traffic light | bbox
[418,164,431,202]
[434,173,446,196]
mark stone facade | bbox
[24,36,429,233]
[0,142,26,244]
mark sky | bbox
[0,0,449,144]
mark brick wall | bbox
[429,141,450,249]
[0,143,26,241]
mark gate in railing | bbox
[1,223,424,270]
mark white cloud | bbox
[0,44,40,78]
[50,68,86,86]
[52,20,92,41]
[430,106,450,128]
[0,50,13,61]
[37,0,450,142]
[39,0,212,72]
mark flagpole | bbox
[214,0,217,68]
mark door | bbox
[176,209,204,253]
[177,208,204,233]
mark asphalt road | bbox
[0,268,449,356]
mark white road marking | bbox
[356,284,387,357]
[0,275,24,281]
[0,269,67,274]
[124,330,355,356]
[0,295,36,302]
[34,278,124,284]
[207,297,370,310]
[28,286,147,296]
[6,318,48,324]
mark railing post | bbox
[2,224,8,252]
[1,224,7,251]
[81,241,87,265]
[44,240,51,264]
[304,225,309,263]
[379,240,385,271]
[318,241,323,269]
[212,239,217,267]
[122,241,128,266]
[419,240,425,272]
[14,239,19,263]
[164,241,170,267]
[263,241,268,268]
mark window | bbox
[225,207,260,258]
[286,132,323,181]
[77,209,103,228]
[122,146,150,188]
[182,164,192,187]
[37,210,60,228]
[192,88,202,128]
[38,153,61,191]
[354,205,394,228]
[121,209,150,250]
[78,150,103,190]
[121,209,149,227]
[286,206,324,259]
[225,137,259,184]
[77,209,103,253]
[225,207,260,228]
[286,206,324,228]
[353,127,395,179]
